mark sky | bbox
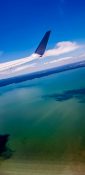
[0,0,85,78]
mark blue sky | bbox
[0,0,85,58]
[0,0,85,78]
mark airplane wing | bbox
[35,31,51,57]
[0,31,51,73]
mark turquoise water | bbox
[0,68,85,174]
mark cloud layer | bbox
[45,41,79,57]
[0,40,85,79]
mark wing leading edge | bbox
[35,31,51,57]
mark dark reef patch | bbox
[0,134,12,159]
[42,88,85,103]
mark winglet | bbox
[35,31,51,57]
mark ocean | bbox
[0,67,85,174]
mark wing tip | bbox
[35,30,51,57]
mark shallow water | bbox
[0,68,85,174]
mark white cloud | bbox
[45,41,79,57]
